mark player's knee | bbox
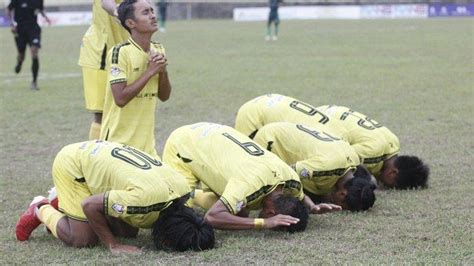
[60,217,99,248]
[30,48,39,58]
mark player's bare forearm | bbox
[106,217,139,238]
[158,71,171,101]
[39,10,51,24]
[82,194,121,249]
[205,200,300,230]
[111,71,154,107]
[7,9,16,27]
[102,0,119,17]
[204,200,257,230]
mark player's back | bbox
[316,105,400,176]
[167,122,300,196]
[235,94,346,139]
[316,105,399,147]
[58,141,189,205]
[254,122,359,195]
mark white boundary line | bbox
[1,72,81,85]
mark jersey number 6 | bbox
[222,133,265,156]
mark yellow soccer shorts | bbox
[83,67,107,113]
[52,150,91,221]
[162,133,216,208]
[162,140,195,183]
[235,103,261,138]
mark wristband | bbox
[254,218,265,229]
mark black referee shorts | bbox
[15,25,42,54]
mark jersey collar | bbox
[128,37,147,53]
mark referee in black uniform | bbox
[7,0,50,90]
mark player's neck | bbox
[130,32,153,52]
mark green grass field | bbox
[1,18,473,264]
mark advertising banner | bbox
[361,4,428,19]
[234,6,360,21]
[428,4,474,17]
[0,14,10,27]
[0,12,92,27]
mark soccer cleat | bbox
[30,82,39,91]
[265,35,271,41]
[16,196,48,241]
[272,36,278,41]
[14,63,22,74]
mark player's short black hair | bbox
[353,165,372,181]
[273,194,308,233]
[344,177,376,212]
[394,155,429,189]
[152,197,215,252]
[118,0,138,33]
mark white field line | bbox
[0,72,81,85]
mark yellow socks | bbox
[89,122,101,140]
[38,205,65,238]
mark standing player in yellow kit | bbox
[79,0,129,140]
[100,0,171,159]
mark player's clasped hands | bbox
[264,214,300,229]
[147,50,167,75]
[309,203,342,214]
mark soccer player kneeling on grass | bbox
[15,140,214,254]
[235,94,429,190]
[253,122,376,211]
[163,122,341,233]
[315,104,430,190]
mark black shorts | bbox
[268,10,280,24]
[15,25,41,53]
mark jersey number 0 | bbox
[111,146,163,170]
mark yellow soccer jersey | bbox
[316,105,400,176]
[78,0,129,69]
[100,38,166,158]
[162,123,304,214]
[57,140,190,228]
[253,122,360,196]
[105,4,129,52]
[235,94,347,140]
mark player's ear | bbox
[125,18,135,30]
